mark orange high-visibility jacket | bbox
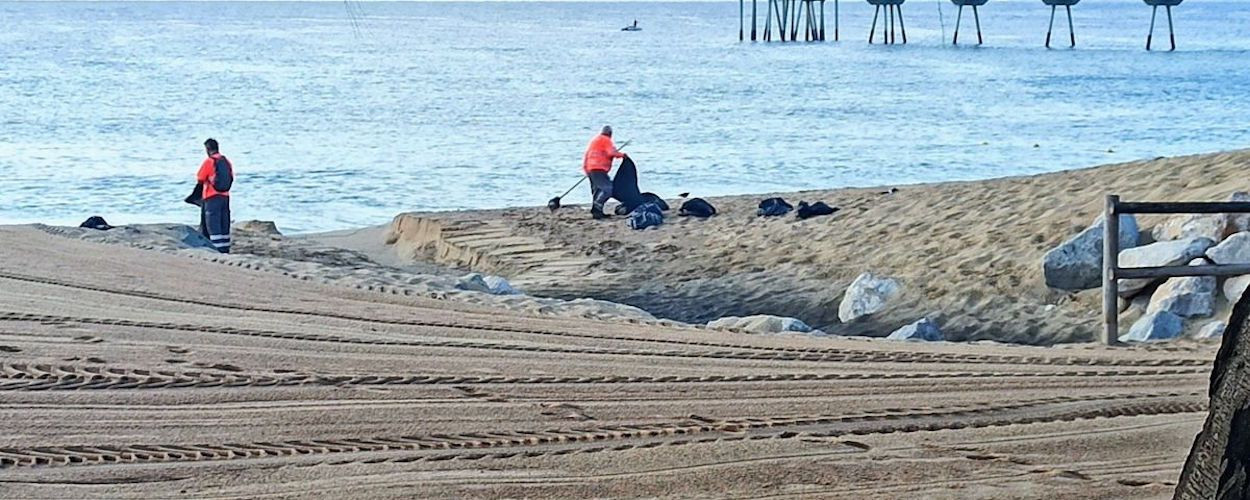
[582,134,624,174]
[196,153,233,199]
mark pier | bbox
[736,0,1187,51]
[1145,0,1183,51]
[950,0,988,46]
[868,0,907,45]
[1043,0,1078,48]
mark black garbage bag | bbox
[796,201,839,220]
[79,216,113,231]
[628,202,664,230]
[679,198,717,218]
[184,183,204,207]
[611,157,669,214]
[757,197,793,217]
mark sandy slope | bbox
[0,225,1216,498]
[371,150,1250,345]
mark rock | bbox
[1197,321,1226,340]
[1119,311,1184,343]
[1229,191,1250,234]
[1043,215,1140,291]
[1146,258,1216,318]
[1117,237,1215,297]
[838,272,902,322]
[456,273,519,295]
[1224,275,1250,303]
[1152,213,1229,242]
[1206,231,1250,264]
[887,318,943,342]
[707,315,813,334]
[235,220,281,236]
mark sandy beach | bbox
[1,151,1242,498]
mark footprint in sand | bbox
[72,335,103,344]
[84,357,106,364]
[166,346,191,354]
[0,345,21,353]
[165,359,188,364]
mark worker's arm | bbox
[609,141,626,159]
[196,158,213,182]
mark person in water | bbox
[582,125,627,220]
[196,138,234,253]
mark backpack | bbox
[678,198,717,218]
[211,155,233,192]
[757,197,793,217]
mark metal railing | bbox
[1102,195,1250,344]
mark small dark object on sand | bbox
[79,216,113,231]
[757,197,793,217]
[796,201,839,220]
[628,202,664,230]
[881,187,899,195]
[679,198,717,218]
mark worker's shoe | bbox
[591,208,611,220]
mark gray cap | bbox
[601,125,613,136]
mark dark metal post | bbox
[1066,5,1075,47]
[953,5,963,45]
[869,4,879,43]
[751,0,757,41]
[1103,195,1121,345]
[834,0,839,40]
[973,5,983,45]
[1166,5,1176,51]
[1046,5,1055,48]
[1147,5,1157,50]
[897,4,907,44]
[740,0,744,41]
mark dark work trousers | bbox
[588,171,613,213]
[200,195,231,254]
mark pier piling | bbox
[1145,0,1182,51]
[867,0,907,45]
[950,0,988,46]
[1042,0,1079,48]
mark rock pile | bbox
[1043,192,1250,342]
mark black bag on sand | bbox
[757,197,793,217]
[679,198,717,218]
[628,202,664,230]
[79,216,113,231]
[796,201,839,220]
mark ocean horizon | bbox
[3,0,1249,232]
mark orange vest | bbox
[582,134,623,174]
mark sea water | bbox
[2,0,1249,233]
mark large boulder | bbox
[887,318,943,342]
[838,272,901,322]
[1146,258,1216,318]
[1042,215,1140,291]
[1229,191,1250,234]
[1117,237,1215,297]
[1197,321,1226,340]
[1224,275,1250,303]
[1206,231,1250,264]
[456,273,520,295]
[707,315,813,334]
[1152,213,1229,242]
[1120,311,1184,343]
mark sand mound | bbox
[370,150,1250,345]
[38,223,658,323]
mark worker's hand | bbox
[622,152,629,158]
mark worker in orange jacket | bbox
[582,125,627,219]
[195,138,234,253]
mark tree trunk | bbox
[1174,289,1250,499]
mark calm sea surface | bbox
[2,1,1249,232]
